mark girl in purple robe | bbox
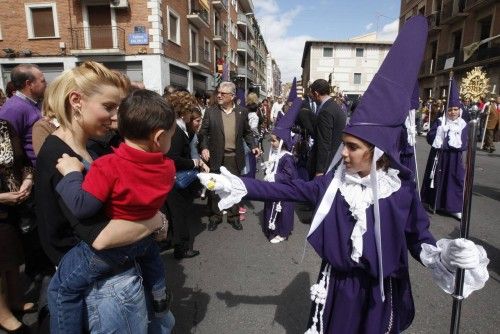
[421,79,467,220]
[262,133,298,243]
[198,17,489,334]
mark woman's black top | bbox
[35,135,109,265]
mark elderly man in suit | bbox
[200,82,260,231]
[308,79,347,177]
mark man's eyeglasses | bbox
[217,91,233,96]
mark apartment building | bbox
[400,0,499,99]
[301,37,392,98]
[266,54,281,98]
[0,0,274,96]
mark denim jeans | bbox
[48,241,172,334]
[84,266,175,334]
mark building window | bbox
[168,8,180,44]
[353,73,361,84]
[355,48,364,57]
[451,30,462,52]
[323,47,333,57]
[204,38,210,62]
[190,28,198,62]
[25,3,59,38]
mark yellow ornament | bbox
[460,67,490,102]
[207,178,216,191]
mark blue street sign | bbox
[128,33,149,45]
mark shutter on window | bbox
[32,8,55,37]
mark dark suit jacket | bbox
[311,98,347,174]
[167,124,195,171]
[199,104,256,172]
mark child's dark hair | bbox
[118,89,175,140]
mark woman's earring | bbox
[73,107,81,119]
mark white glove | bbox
[441,238,480,271]
[197,172,232,193]
[263,173,275,182]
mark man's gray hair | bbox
[220,81,236,95]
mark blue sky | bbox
[253,0,402,82]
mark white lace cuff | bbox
[420,240,489,298]
[217,175,248,210]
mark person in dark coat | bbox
[199,81,259,231]
[309,79,347,177]
[198,16,489,333]
[420,79,467,219]
[165,91,206,259]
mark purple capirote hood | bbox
[343,15,428,179]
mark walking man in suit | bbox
[200,82,260,231]
[309,79,347,177]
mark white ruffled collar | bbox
[264,149,292,177]
[336,165,401,263]
[432,117,466,149]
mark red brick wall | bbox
[162,0,213,73]
[0,0,71,56]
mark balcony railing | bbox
[237,66,256,82]
[212,0,228,12]
[426,12,441,31]
[237,40,250,52]
[189,47,211,69]
[440,0,467,24]
[237,13,249,26]
[213,29,228,46]
[433,45,500,72]
[466,0,495,10]
[69,26,125,54]
[187,0,209,28]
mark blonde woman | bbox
[35,61,174,333]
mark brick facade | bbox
[0,0,274,95]
[400,0,500,99]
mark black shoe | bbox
[158,240,174,252]
[228,220,243,230]
[174,248,200,259]
[208,220,221,231]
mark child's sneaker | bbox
[239,213,246,221]
[239,207,247,214]
[270,236,285,244]
[153,290,172,318]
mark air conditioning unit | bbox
[110,0,129,9]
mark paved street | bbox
[163,136,500,334]
[9,136,498,334]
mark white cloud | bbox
[376,19,399,41]
[253,0,313,83]
[365,22,374,31]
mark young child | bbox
[262,98,300,243]
[199,17,488,333]
[49,89,176,333]
[421,79,467,219]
